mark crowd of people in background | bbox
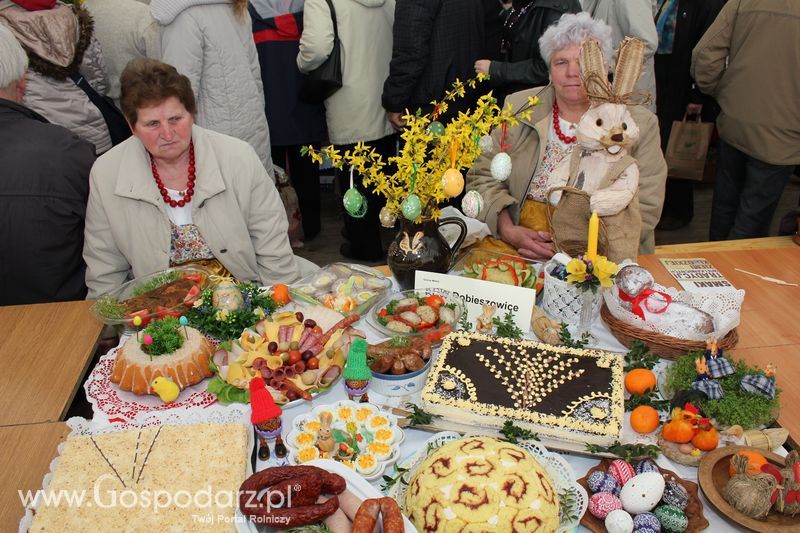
[0,0,798,307]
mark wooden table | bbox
[0,301,103,426]
[639,247,800,444]
[0,422,69,532]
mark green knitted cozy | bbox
[343,338,372,381]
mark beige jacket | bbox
[467,86,667,254]
[691,0,800,166]
[297,0,395,144]
[83,0,161,107]
[580,0,658,113]
[84,125,318,298]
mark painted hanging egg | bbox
[605,509,634,533]
[661,479,689,510]
[609,460,635,485]
[632,512,661,532]
[620,472,665,514]
[427,121,446,137]
[441,168,464,197]
[653,504,688,533]
[588,492,623,519]
[461,190,483,218]
[490,152,512,181]
[478,134,494,154]
[211,279,244,311]
[378,206,397,228]
[401,194,422,220]
[342,187,365,217]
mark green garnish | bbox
[443,303,457,310]
[559,490,579,524]
[624,340,660,371]
[492,311,523,339]
[207,375,250,404]
[94,295,127,319]
[142,316,184,357]
[625,391,670,412]
[131,271,181,297]
[585,441,661,461]
[665,352,780,428]
[559,323,590,349]
[186,283,278,340]
[389,336,410,347]
[385,300,399,315]
[458,312,473,332]
[405,402,441,426]
[499,420,539,443]
[381,465,410,492]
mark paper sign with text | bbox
[415,271,535,333]
[660,257,735,292]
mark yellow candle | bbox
[586,211,599,262]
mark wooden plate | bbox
[698,445,800,532]
[577,459,708,532]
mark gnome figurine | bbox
[343,338,372,402]
[250,376,286,460]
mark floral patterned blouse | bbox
[526,140,571,202]
[169,222,215,266]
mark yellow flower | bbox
[214,310,229,322]
[593,256,619,287]
[254,307,266,320]
[566,258,587,284]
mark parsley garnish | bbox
[492,311,523,339]
[499,420,539,443]
[624,340,660,371]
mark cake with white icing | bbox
[421,331,624,445]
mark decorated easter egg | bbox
[343,187,366,217]
[635,459,660,475]
[605,509,634,533]
[490,152,512,181]
[589,492,623,519]
[653,504,687,533]
[633,512,661,532]
[401,194,422,220]
[620,472,665,514]
[587,471,606,493]
[609,459,636,485]
[441,168,464,197]
[478,134,494,154]
[597,473,621,496]
[427,121,446,137]
[379,206,397,228]
[461,190,483,218]
[661,479,689,510]
[212,279,244,311]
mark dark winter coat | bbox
[488,0,581,93]
[654,0,724,150]
[382,0,484,116]
[250,0,326,147]
[0,99,95,305]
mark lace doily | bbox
[542,260,604,324]
[604,263,744,341]
[19,408,252,533]
[84,342,220,424]
[388,432,587,533]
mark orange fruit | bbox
[729,450,768,477]
[625,368,657,395]
[630,405,660,434]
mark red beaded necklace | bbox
[552,102,577,144]
[150,141,196,208]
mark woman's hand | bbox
[497,209,555,260]
[474,60,491,75]
[387,111,406,132]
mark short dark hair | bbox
[120,58,197,125]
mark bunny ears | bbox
[580,37,648,106]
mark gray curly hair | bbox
[539,12,613,69]
[0,24,27,89]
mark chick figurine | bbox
[150,376,180,403]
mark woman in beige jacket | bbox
[83,59,316,298]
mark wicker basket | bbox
[542,261,604,324]
[600,303,739,359]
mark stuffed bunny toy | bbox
[548,37,647,262]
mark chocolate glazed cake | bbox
[422,332,624,445]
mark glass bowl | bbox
[290,262,392,316]
[90,266,211,332]
[366,289,465,346]
[449,248,540,289]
